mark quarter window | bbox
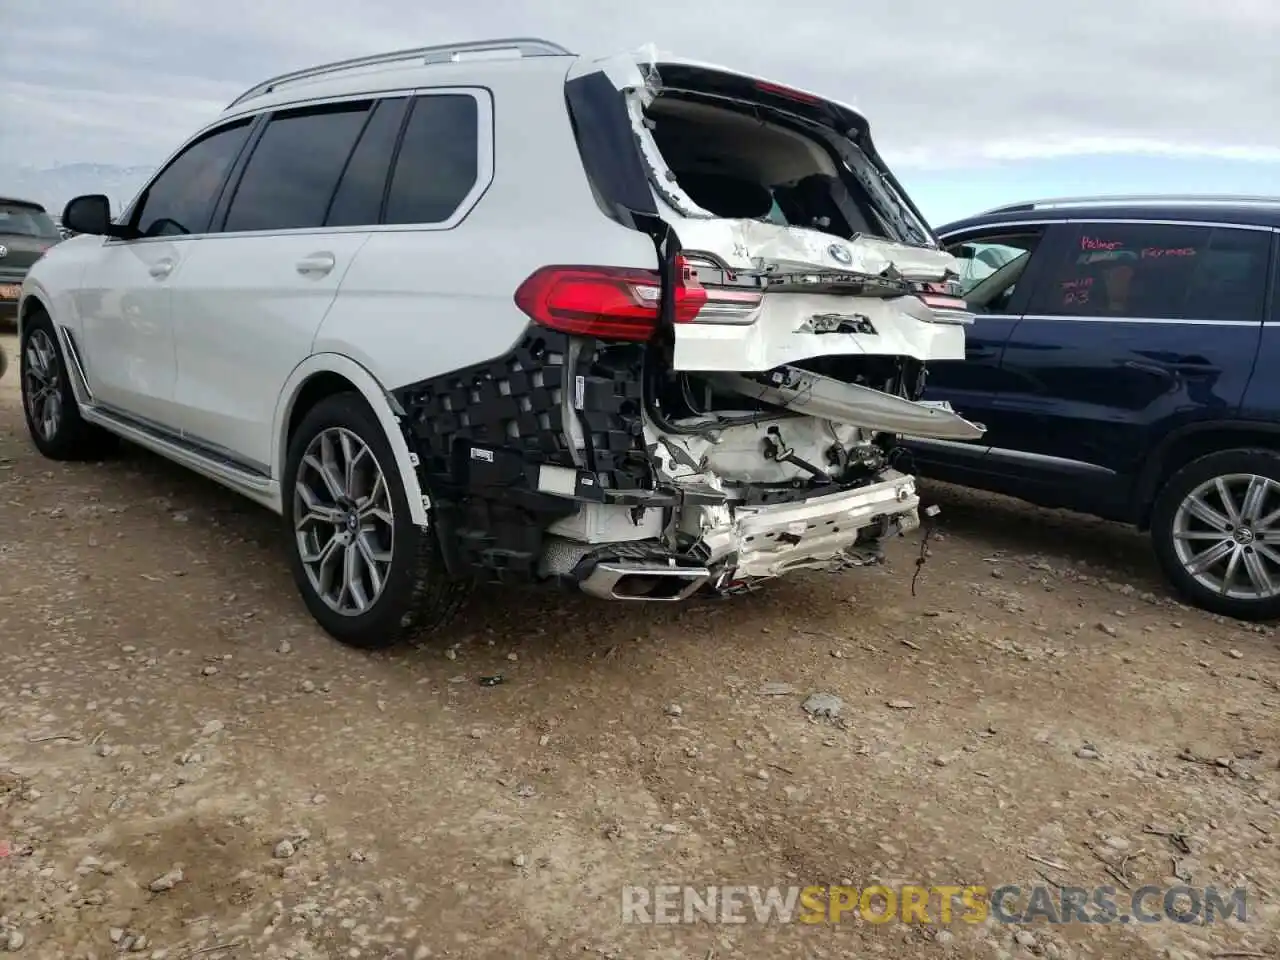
[950,238,1036,292]
[384,94,479,225]
[946,232,1041,313]
[222,101,371,233]
[1033,223,1270,323]
[133,120,253,237]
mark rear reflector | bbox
[514,263,707,341]
[917,293,975,326]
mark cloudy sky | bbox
[3,0,1278,223]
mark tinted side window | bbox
[325,98,409,228]
[135,120,253,237]
[384,95,479,225]
[1033,222,1270,323]
[223,102,371,233]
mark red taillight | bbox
[675,255,763,325]
[513,262,707,341]
[753,80,823,105]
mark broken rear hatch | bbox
[565,52,981,440]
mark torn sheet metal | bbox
[567,52,955,281]
[675,217,957,280]
[648,416,875,485]
[672,291,967,372]
[680,471,921,576]
[708,366,986,441]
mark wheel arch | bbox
[17,288,52,339]
[272,354,429,527]
[1133,420,1280,530]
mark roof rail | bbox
[226,37,574,109]
[978,194,1280,216]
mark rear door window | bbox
[222,101,372,233]
[325,97,410,227]
[1030,222,1271,323]
[383,94,480,225]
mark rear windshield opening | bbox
[644,95,892,242]
[0,202,59,240]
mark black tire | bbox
[1151,447,1280,621]
[20,308,117,460]
[282,392,471,649]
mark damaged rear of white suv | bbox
[22,39,982,649]
[495,53,984,607]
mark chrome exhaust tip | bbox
[578,561,711,602]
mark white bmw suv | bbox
[18,38,982,648]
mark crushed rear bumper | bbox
[687,469,918,582]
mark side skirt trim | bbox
[82,403,282,513]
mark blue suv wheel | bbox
[1152,449,1280,620]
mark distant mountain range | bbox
[0,163,157,215]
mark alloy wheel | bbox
[23,329,62,442]
[1171,473,1280,601]
[293,427,395,616]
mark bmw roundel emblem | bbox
[0,245,8,259]
[827,243,852,265]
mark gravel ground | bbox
[0,331,1277,960]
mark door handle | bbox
[149,259,174,279]
[1130,354,1218,375]
[296,253,336,277]
[1163,356,1217,373]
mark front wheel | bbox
[1151,448,1280,621]
[20,309,117,460]
[282,392,471,648]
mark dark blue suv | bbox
[906,195,1280,620]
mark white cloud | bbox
[1,0,1277,176]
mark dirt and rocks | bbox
[0,331,1277,959]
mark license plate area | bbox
[0,284,20,300]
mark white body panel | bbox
[317,65,656,394]
[671,222,969,372]
[674,217,956,280]
[271,352,432,524]
[169,231,371,470]
[75,235,181,423]
[673,292,966,372]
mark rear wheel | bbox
[1151,448,1280,620]
[20,309,117,460]
[282,392,471,648]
